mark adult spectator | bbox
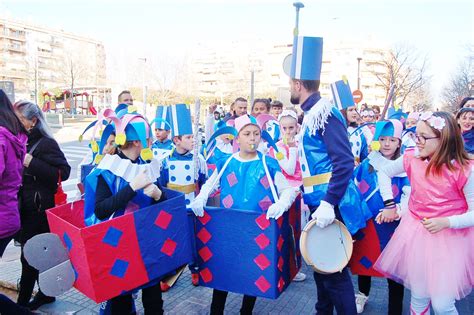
[224,97,248,122]
[372,105,381,120]
[251,98,271,117]
[13,101,71,310]
[118,90,134,105]
[0,90,27,257]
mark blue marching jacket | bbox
[298,96,371,235]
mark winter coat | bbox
[19,127,70,217]
[0,126,27,239]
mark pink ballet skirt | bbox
[374,211,474,300]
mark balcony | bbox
[0,32,26,42]
[7,45,25,53]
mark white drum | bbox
[300,219,353,274]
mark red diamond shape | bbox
[255,214,270,230]
[198,211,211,225]
[160,238,177,257]
[277,235,284,252]
[198,246,213,262]
[254,275,271,293]
[278,256,284,272]
[278,276,285,292]
[200,268,213,283]
[277,216,283,228]
[196,227,212,244]
[154,210,172,230]
[254,253,271,271]
[254,233,270,250]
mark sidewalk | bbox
[1,240,473,314]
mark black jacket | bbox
[20,127,70,215]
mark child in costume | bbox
[190,114,297,315]
[342,105,370,166]
[375,111,474,315]
[268,109,307,282]
[151,105,174,159]
[84,112,166,314]
[159,103,207,286]
[401,112,419,153]
[350,119,410,314]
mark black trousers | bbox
[313,268,357,315]
[17,211,51,306]
[109,282,163,315]
[210,289,257,315]
[358,275,404,315]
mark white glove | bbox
[129,169,152,191]
[311,200,335,228]
[190,198,205,217]
[266,203,286,220]
[143,184,162,201]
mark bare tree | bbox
[369,43,430,112]
[57,51,87,116]
[441,46,474,112]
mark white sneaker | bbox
[293,272,306,282]
[355,292,369,313]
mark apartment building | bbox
[0,18,106,102]
[190,39,390,108]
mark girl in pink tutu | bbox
[374,111,474,314]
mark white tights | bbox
[410,292,458,315]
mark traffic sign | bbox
[352,90,363,104]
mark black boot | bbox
[26,291,55,310]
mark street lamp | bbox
[357,57,362,90]
[138,57,147,117]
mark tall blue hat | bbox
[151,105,171,131]
[283,36,323,80]
[331,77,355,109]
[169,104,193,137]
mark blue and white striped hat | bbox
[330,78,355,109]
[284,36,323,80]
[169,103,193,137]
[151,105,171,130]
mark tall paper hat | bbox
[330,77,355,109]
[114,113,154,161]
[283,36,323,80]
[150,105,171,131]
[169,104,193,137]
[371,119,403,151]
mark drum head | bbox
[300,219,353,274]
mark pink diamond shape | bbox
[222,194,234,208]
[392,184,399,198]
[226,172,238,187]
[255,214,270,230]
[154,210,172,230]
[254,253,271,270]
[358,180,370,194]
[200,268,213,283]
[161,238,177,257]
[278,256,284,272]
[254,233,270,250]
[258,196,272,211]
[197,227,212,244]
[278,277,285,292]
[198,246,213,262]
[254,276,271,293]
[198,211,211,225]
[277,216,283,228]
[277,235,284,252]
[260,176,269,189]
